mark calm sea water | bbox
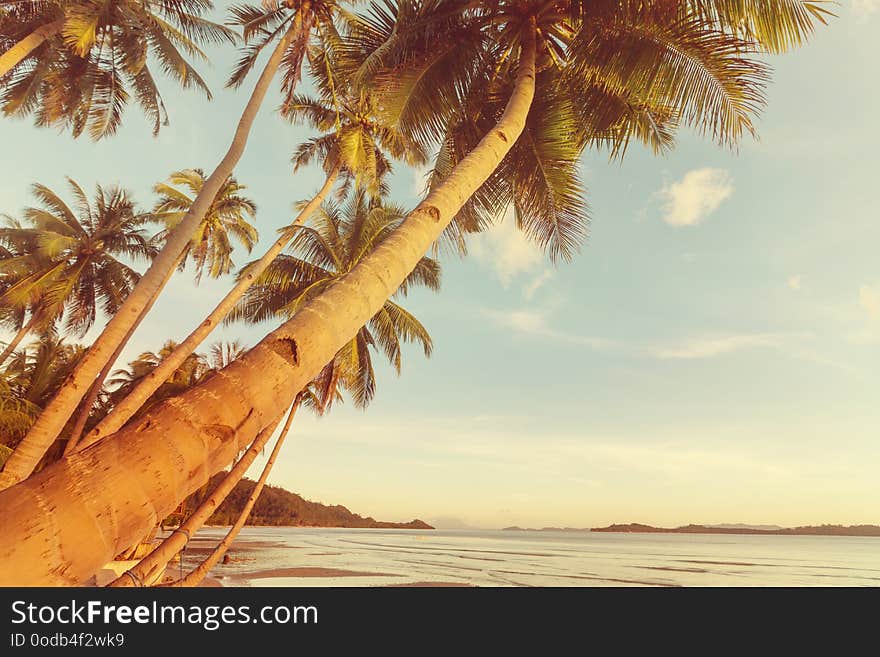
[184,526,880,587]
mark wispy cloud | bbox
[483,306,797,361]
[659,168,733,227]
[471,209,543,286]
[523,269,554,300]
[482,308,613,350]
[653,333,786,360]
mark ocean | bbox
[180,526,880,587]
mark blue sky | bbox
[2,3,878,529]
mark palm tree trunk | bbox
[0,26,535,586]
[64,250,186,454]
[0,16,308,491]
[0,20,63,79]
[78,164,340,452]
[107,402,293,587]
[0,314,38,367]
[165,395,299,587]
[62,344,120,457]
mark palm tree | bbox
[208,340,248,371]
[0,226,54,366]
[152,170,259,284]
[106,341,210,412]
[3,333,86,414]
[0,180,155,341]
[228,191,438,407]
[5,0,347,473]
[0,180,155,455]
[115,192,439,586]
[0,375,40,453]
[71,339,244,450]
[0,333,86,466]
[0,1,830,584]
[78,61,427,449]
[0,1,64,78]
[0,1,234,139]
[65,171,257,452]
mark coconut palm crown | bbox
[151,169,259,283]
[0,179,157,337]
[342,0,831,259]
[0,0,235,139]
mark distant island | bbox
[178,474,433,530]
[502,523,880,536]
[592,523,880,537]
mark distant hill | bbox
[181,474,433,530]
[591,523,880,537]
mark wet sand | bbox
[230,567,401,580]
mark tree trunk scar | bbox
[270,337,299,365]
[203,424,236,444]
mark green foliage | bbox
[0,179,156,337]
[0,1,235,139]
[151,169,259,283]
[0,332,86,449]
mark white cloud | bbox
[787,275,802,291]
[486,309,549,334]
[659,168,733,227]
[471,209,543,285]
[853,0,880,19]
[654,333,784,360]
[523,269,554,300]
[859,283,880,321]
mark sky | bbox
[1,3,878,529]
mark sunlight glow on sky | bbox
[1,4,878,529]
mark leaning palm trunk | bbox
[0,18,307,491]
[166,395,300,587]
[109,407,289,587]
[0,19,64,79]
[77,165,340,452]
[0,314,39,367]
[0,27,536,586]
[64,250,187,454]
